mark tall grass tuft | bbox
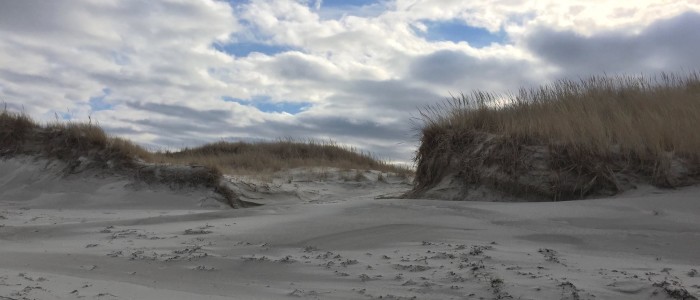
[0,110,37,152]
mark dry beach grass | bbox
[1,110,149,165]
[154,139,412,176]
[413,72,700,200]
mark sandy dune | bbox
[1,157,699,299]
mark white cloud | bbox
[1,0,699,161]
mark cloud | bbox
[337,79,443,112]
[125,102,232,124]
[408,49,539,94]
[409,50,478,85]
[1,0,699,162]
[265,52,339,81]
[524,11,700,76]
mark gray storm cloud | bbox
[524,12,700,76]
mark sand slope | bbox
[1,158,699,299]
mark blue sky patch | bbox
[254,101,310,114]
[58,112,71,120]
[89,88,114,112]
[223,96,310,114]
[419,20,507,48]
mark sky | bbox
[1,0,699,163]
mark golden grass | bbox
[414,72,700,199]
[419,72,700,159]
[151,140,412,176]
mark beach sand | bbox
[1,157,699,299]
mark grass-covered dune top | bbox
[155,140,411,176]
[411,72,700,201]
[1,110,409,206]
[0,110,148,170]
[0,110,244,207]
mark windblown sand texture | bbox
[1,158,699,299]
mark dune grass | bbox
[419,72,700,157]
[2,109,409,206]
[1,110,150,168]
[414,72,700,199]
[153,140,411,176]
[1,109,407,176]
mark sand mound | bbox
[1,111,244,208]
[0,156,235,209]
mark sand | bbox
[1,156,699,299]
